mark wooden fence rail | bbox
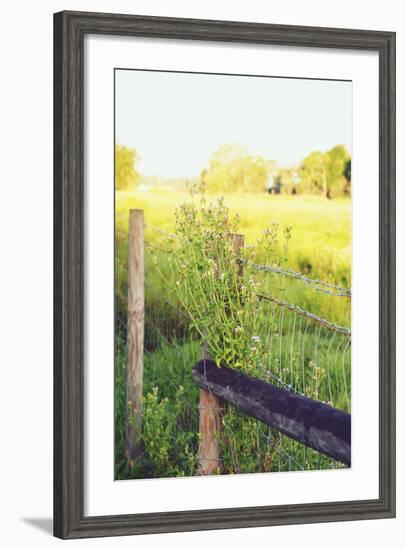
[193,359,351,466]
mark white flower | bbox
[252,335,260,342]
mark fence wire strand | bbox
[254,264,351,297]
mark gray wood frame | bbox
[54,10,396,539]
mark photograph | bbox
[114,68,352,480]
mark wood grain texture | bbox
[197,385,225,475]
[198,323,224,475]
[54,11,84,539]
[193,360,351,466]
[125,210,144,462]
[54,10,396,539]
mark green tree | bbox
[343,158,352,196]
[326,145,351,198]
[300,145,351,198]
[202,145,273,193]
[278,167,301,194]
[115,145,140,191]
[300,151,329,197]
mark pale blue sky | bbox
[115,69,352,179]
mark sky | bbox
[115,69,352,179]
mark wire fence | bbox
[115,218,351,477]
[254,264,351,297]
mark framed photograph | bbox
[54,10,396,539]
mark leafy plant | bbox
[115,336,201,480]
[141,385,198,477]
[154,183,291,377]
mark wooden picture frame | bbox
[54,10,396,539]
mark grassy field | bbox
[115,189,351,479]
[117,189,351,282]
[116,190,351,325]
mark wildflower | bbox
[252,335,260,342]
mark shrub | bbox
[154,183,291,377]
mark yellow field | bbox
[116,189,351,286]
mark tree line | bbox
[115,143,351,199]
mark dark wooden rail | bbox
[192,360,351,466]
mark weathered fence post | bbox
[125,209,144,464]
[197,364,224,475]
[198,233,244,475]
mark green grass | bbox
[115,190,351,479]
[115,330,347,480]
[115,335,201,480]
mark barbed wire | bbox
[118,221,351,299]
[144,224,177,239]
[257,293,351,336]
[254,265,351,297]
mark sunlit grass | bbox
[116,190,351,325]
[116,190,351,285]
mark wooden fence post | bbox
[197,373,224,475]
[198,233,244,475]
[125,209,144,464]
